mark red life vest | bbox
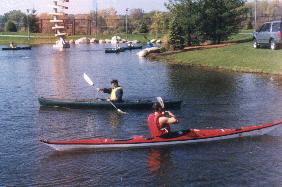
[147,112,171,138]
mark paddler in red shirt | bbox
[147,102,179,138]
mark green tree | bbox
[168,16,185,50]
[5,20,17,32]
[0,15,6,31]
[23,9,39,33]
[137,20,149,33]
[4,10,26,30]
[150,11,170,37]
[198,0,248,44]
[129,8,144,33]
[166,0,201,46]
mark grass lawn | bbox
[155,42,282,75]
[0,32,163,45]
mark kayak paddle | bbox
[83,73,94,86]
[108,100,128,115]
[83,73,128,115]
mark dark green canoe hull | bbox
[105,48,125,53]
[122,46,142,50]
[38,97,182,109]
[2,47,32,50]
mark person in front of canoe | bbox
[97,79,123,102]
[9,42,16,48]
[147,102,179,138]
[127,41,133,48]
[115,43,120,50]
[147,41,153,48]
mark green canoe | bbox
[38,97,182,109]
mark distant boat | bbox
[105,47,125,53]
[2,46,32,51]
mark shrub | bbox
[5,20,17,32]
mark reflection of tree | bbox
[165,65,244,128]
[166,65,237,99]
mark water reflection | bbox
[2,43,282,186]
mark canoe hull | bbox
[122,46,142,50]
[105,48,125,53]
[41,120,282,151]
[38,97,182,109]
[2,47,32,50]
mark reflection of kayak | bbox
[2,46,32,50]
[105,48,125,53]
[41,120,282,151]
[123,46,142,50]
[38,97,182,109]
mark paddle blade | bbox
[83,73,94,86]
[156,97,165,109]
[117,109,128,115]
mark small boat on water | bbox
[105,47,125,53]
[40,119,282,151]
[123,45,142,50]
[38,97,182,109]
[2,46,32,51]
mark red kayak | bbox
[40,120,282,151]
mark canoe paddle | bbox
[83,73,128,115]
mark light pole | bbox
[254,0,257,30]
[125,8,129,40]
[26,9,30,40]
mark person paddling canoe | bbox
[97,79,123,102]
[147,102,178,138]
[9,42,17,48]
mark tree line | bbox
[0,9,39,33]
[2,1,282,49]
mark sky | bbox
[0,0,169,15]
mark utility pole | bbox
[126,8,129,40]
[26,9,30,40]
[95,0,98,37]
[254,0,257,30]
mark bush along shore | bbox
[151,42,282,75]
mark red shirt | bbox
[147,112,171,138]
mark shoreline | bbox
[149,42,282,76]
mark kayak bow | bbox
[41,119,282,151]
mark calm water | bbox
[1,44,282,186]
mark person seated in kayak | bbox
[147,102,178,138]
[147,41,153,48]
[127,42,133,47]
[115,43,120,50]
[97,79,123,102]
[9,42,16,48]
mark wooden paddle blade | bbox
[156,97,165,109]
[83,73,94,86]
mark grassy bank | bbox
[0,32,163,45]
[154,42,282,75]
